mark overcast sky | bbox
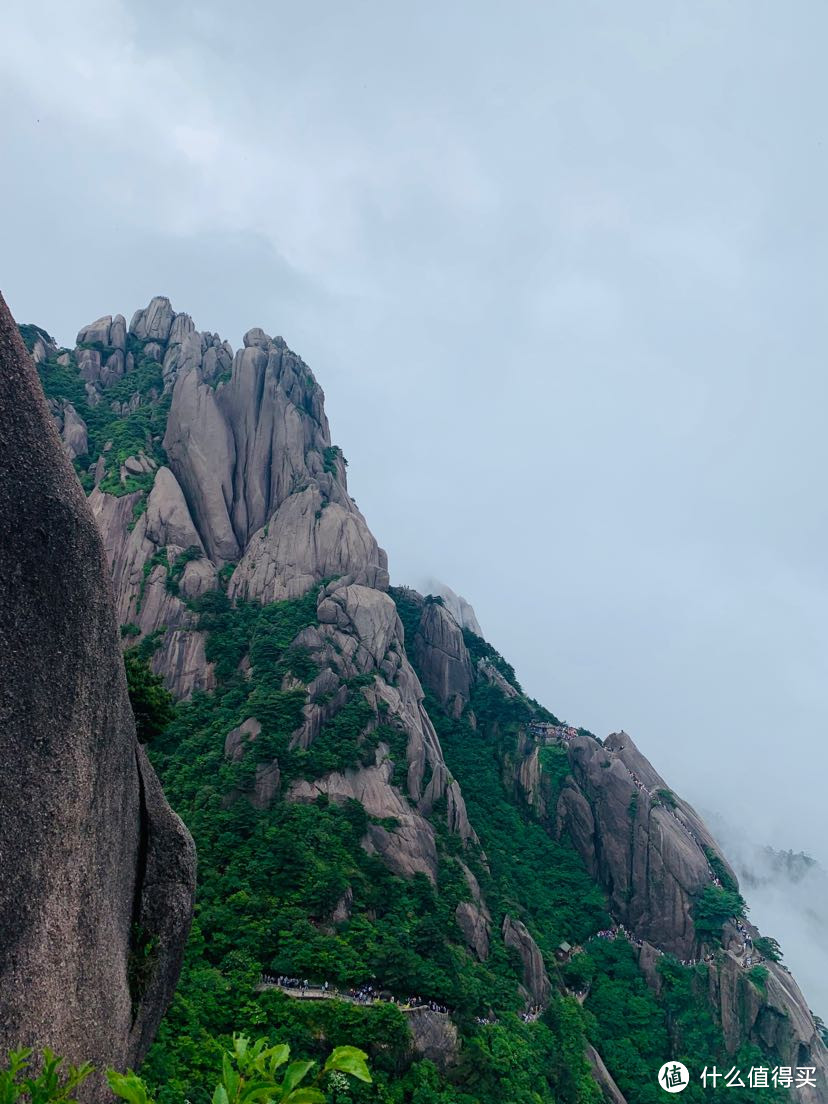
[3,1,828,924]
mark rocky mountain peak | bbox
[37,295,387,701]
[421,578,483,636]
[21,294,828,1103]
[129,295,176,343]
[41,297,470,889]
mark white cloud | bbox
[3,6,828,997]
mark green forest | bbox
[17,324,798,1104]
[130,584,788,1104]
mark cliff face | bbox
[78,299,387,699]
[62,298,473,887]
[542,729,730,957]
[510,725,828,1101]
[0,293,195,1092]
[401,589,828,1099]
[285,578,479,880]
[25,294,828,1102]
[406,591,474,717]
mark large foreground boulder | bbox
[0,292,196,1093]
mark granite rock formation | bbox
[511,725,828,1101]
[285,580,478,880]
[74,298,387,697]
[23,292,828,1102]
[454,862,492,961]
[412,596,473,717]
[560,730,726,957]
[60,298,475,883]
[585,1045,628,1104]
[405,1008,460,1071]
[421,579,483,636]
[502,915,552,1007]
[0,292,195,1095]
[398,588,828,1100]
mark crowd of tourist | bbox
[263,743,781,1032]
[599,905,781,976]
[628,770,647,794]
[527,722,578,743]
[587,919,741,972]
[349,983,382,1005]
[732,920,761,968]
[259,975,451,1013]
[615,756,731,897]
[261,973,546,1025]
[262,974,317,991]
[592,927,618,941]
[408,995,450,1014]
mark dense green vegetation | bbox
[139,588,615,1103]
[18,323,55,352]
[1,1038,370,1104]
[27,328,800,1101]
[323,446,347,474]
[136,581,802,1103]
[29,336,170,495]
[165,546,204,596]
[399,606,794,1102]
[460,628,523,695]
[704,847,740,895]
[562,940,789,1104]
[426,689,609,956]
[692,885,747,943]
[754,935,784,963]
[125,651,176,744]
[654,788,677,809]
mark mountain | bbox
[20,295,828,1104]
[0,293,195,1099]
[701,813,828,1029]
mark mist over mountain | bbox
[6,293,826,1103]
[2,4,827,1102]
[708,812,828,1025]
[6,1,828,880]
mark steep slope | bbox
[410,599,828,1103]
[24,296,828,1104]
[0,294,195,1096]
[509,723,827,1096]
[35,297,476,891]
